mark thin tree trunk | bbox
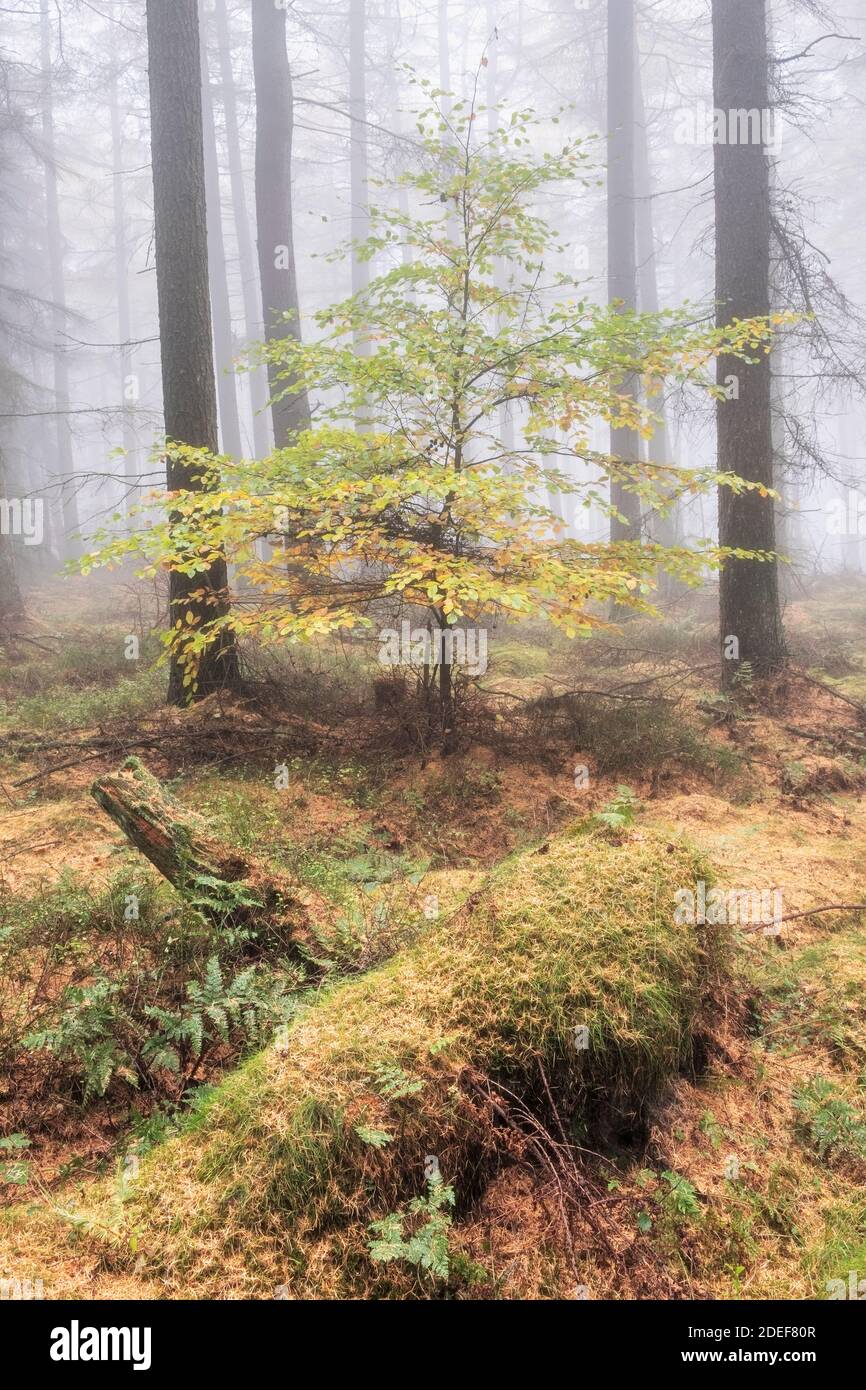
[438,0,461,251]
[712,0,786,684]
[108,27,138,517]
[435,616,456,753]
[772,355,797,596]
[607,0,641,551]
[27,346,59,562]
[213,0,271,460]
[145,0,240,704]
[200,6,243,461]
[438,0,452,103]
[349,0,371,422]
[838,407,861,574]
[0,449,24,628]
[251,0,310,447]
[384,0,413,276]
[40,0,80,559]
[486,2,515,458]
[634,44,677,551]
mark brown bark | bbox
[145,0,240,703]
[91,757,319,950]
[713,0,787,684]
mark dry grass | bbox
[4,576,866,1301]
[1,826,719,1299]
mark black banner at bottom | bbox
[1,1296,858,1376]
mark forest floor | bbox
[1,572,865,1299]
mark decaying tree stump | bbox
[91,756,322,952]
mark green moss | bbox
[489,640,552,678]
[115,827,719,1296]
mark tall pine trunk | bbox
[438,0,460,251]
[251,0,310,447]
[213,0,271,460]
[40,0,80,559]
[713,0,786,685]
[200,7,243,461]
[145,0,239,704]
[634,44,676,549]
[607,0,641,550]
[486,2,515,459]
[349,0,371,435]
[108,26,138,517]
[349,0,370,320]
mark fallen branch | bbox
[789,670,866,722]
[743,903,866,933]
[782,723,866,752]
[90,756,326,953]
[7,719,331,790]
[497,686,678,708]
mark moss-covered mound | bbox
[111,827,718,1297]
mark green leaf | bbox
[354,1126,394,1148]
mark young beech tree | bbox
[85,79,787,734]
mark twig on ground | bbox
[743,903,866,933]
[789,669,866,721]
